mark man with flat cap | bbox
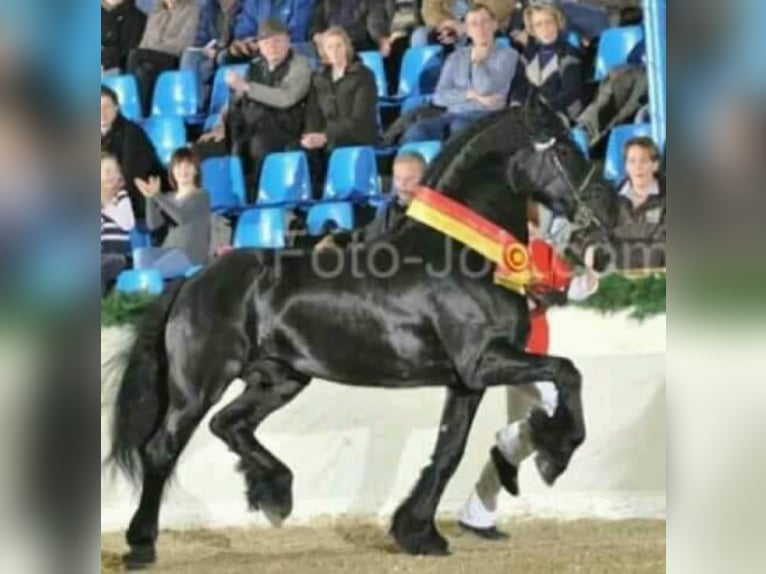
[196,18,312,201]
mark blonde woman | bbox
[510,3,584,121]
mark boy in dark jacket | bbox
[101,0,147,72]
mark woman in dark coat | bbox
[301,26,379,194]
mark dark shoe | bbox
[491,446,520,496]
[458,521,510,541]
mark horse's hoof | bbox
[390,512,450,556]
[534,451,564,486]
[247,470,293,524]
[122,544,156,570]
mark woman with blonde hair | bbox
[510,2,585,122]
[302,26,378,193]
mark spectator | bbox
[414,0,513,47]
[609,136,666,267]
[302,27,379,192]
[102,0,147,73]
[402,4,518,143]
[179,0,242,104]
[195,19,312,200]
[382,0,423,93]
[101,152,136,294]
[309,0,389,55]
[127,0,201,116]
[510,2,585,122]
[101,85,164,218]
[316,151,426,249]
[133,148,212,277]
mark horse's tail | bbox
[108,278,187,485]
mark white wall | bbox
[101,309,666,531]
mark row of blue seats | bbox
[104,24,645,128]
[137,117,646,217]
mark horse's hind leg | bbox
[124,331,246,568]
[391,387,484,556]
[209,359,310,525]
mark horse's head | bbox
[506,97,619,267]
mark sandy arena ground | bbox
[101,517,665,573]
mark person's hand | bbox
[379,36,393,57]
[465,89,479,101]
[510,30,529,47]
[471,44,492,63]
[301,133,327,149]
[582,244,600,290]
[315,234,336,251]
[134,175,161,198]
[476,93,504,108]
[225,70,249,94]
[198,124,225,143]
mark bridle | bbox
[547,138,604,230]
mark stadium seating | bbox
[256,151,312,207]
[201,156,247,212]
[594,25,645,81]
[400,94,431,114]
[570,127,590,158]
[116,269,164,295]
[184,265,204,278]
[205,63,249,130]
[358,51,388,98]
[398,140,442,164]
[306,201,355,235]
[151,70,200,118]
[603,123,652,182]
[233,208,287,249]
[142,116,187,165]
[322,146,380,201]
[102,74,142,121]
[392,45,444,102]
[135,0,157,14]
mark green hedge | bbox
[101,273,666,327]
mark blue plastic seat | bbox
[136,0,157,14]
[570,127,590,158]
[102,74,142,121]
[257,151,312,206]
[129,227,152,249]
[395,45,444,99]
[594,25,644,81]
[116,269,164,295]
[205,64,249,130]
[151,70,200,118]
[233,208,287,249]
[398,140,442,164]
[142,116,187,165]
[201,156,247,212]
[184,265,204,278]
[306,201,355,236]
[323,146,380,200]
[358,51,388,97]
[603,123,653,182]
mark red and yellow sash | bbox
[405,186,533,294]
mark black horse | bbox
[108,101,615,568]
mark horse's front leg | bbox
[391,387,484,556]
[472,338,586,488]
